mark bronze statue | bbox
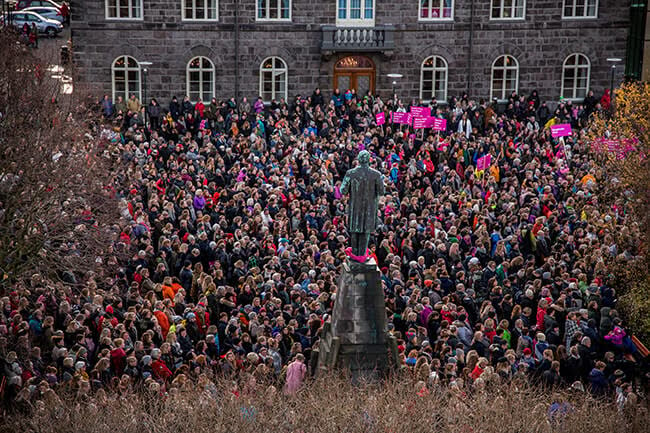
[340,150,385,261]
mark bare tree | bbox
[0,30,118,287]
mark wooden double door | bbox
[333,55,375,96]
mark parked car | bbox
[22,6,62,22]
[15,0,61,11]
[1,11,63,36]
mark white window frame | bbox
[562,0,598,19]
[256,0,292,21]
[561,53,591,101]
[111,55,141,103]
[336,0,375,27]
[489,0,525,21]
[490,55,519,101]
[259,56,288,103]
[420,55,448,102]
[181,0,219,21]
[105,0,143,20]
[186,56,215,103]
[418,0,454,22]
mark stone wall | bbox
[71,0,630,104]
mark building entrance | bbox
[333,55,375,96]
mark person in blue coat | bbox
[588,361,609,397]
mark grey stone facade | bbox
[71,0,630,104]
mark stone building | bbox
[71,0,633,105]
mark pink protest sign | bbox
[432,118,447,131]
[476,156,485,171]
[410,106,430,117]
[476,154,492,171]
[376,112,385,125]
[550,123,572,137]
[412,116,433,129]
[390,112,412,125]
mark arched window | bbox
[420,55,448,102]
[491,55,519,101]
[112,55,141,102]
[187,56,215,102]
[259,56,287,102]
[561,53,590,100]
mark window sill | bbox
[418,18,455,22]
[489,17,526,22]
[560,16,598,20]
[336,20,376,27]
[181,18,220,22]
[105,17,144,21]
[255,18,293,23]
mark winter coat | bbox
[588,368,608,396]
[148,103,162,119]
[169,100,181,120]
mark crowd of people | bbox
[1,84,646,413]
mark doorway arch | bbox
[333,55,375,96]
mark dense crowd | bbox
[1,85,646,412]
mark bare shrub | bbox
[5,375,646,433]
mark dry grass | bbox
[2,374,646,433]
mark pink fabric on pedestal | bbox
[345,247,371,263]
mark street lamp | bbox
[139,61,152,129]
[606,57,621,112]
[387,73,403,103]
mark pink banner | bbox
[390,112,412,125]
[604,140,619,152]
[376,112,385,126]
[595,137,638,159]
[550,123,572,137]
[432,118,447,131]
[413,116,434,129]
[410,106,430,117]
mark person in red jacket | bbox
[194,303,210,336]
[151,348,172,382]
[60,2,70,26]
[195,98,205,118]
[536,298,549,332]
[153,302,170,340]
[98,305,118,330]
[110,338,127,377]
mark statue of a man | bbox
[340,150,385,261]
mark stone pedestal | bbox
[317,258,398,380]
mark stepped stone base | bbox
[317,258,398,381]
